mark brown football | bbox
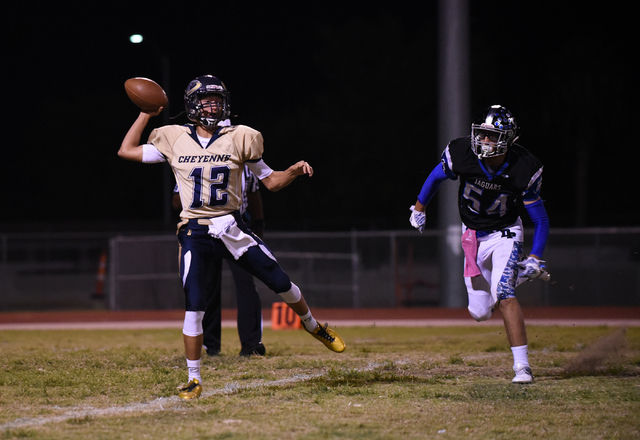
[124,77,168,112]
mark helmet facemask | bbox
[193,94,229,127]
[471,124,514,158]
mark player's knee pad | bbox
[278,282,302,303]
[183,311,205,337]
[468,304,493,322]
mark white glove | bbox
[409,205,426,233]
[517,256,546,280]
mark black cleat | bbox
[239,343,266,357]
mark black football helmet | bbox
[471,105,519,158]
[184,75,231,127]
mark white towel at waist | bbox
[204,215,257,260]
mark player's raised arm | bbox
[117,109,163,162]
[260,160,313,192]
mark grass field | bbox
[1,325,639,439]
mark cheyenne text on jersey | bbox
[178,154,232,163]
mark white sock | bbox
[511,345,529,367]
[187,359,202,382]
[299,311,318,332]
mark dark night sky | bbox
[2,2,638,232]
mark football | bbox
[124,77,168,112]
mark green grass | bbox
[0,326,639,439]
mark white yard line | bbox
[0,365,382,430]
[0,374,321,429]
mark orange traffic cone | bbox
[271,302,302,330]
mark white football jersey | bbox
[148,124,264,219]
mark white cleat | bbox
[512,363,534,384]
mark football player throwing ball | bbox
[118,75,346,400]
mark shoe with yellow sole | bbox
[177,378,202,400]
[306,322,346,353]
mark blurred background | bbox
[1,1,638,311]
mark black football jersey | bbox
[441,136,543,231]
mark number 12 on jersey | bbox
[188,166,230,209]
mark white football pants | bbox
[464,219,524,322]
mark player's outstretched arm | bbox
[409,163,448,232]
[118,109,162,162]
[261,160,313,192]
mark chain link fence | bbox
[1,228,639,311]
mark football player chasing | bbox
[118,75,345,400]
[409,105,550,384]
